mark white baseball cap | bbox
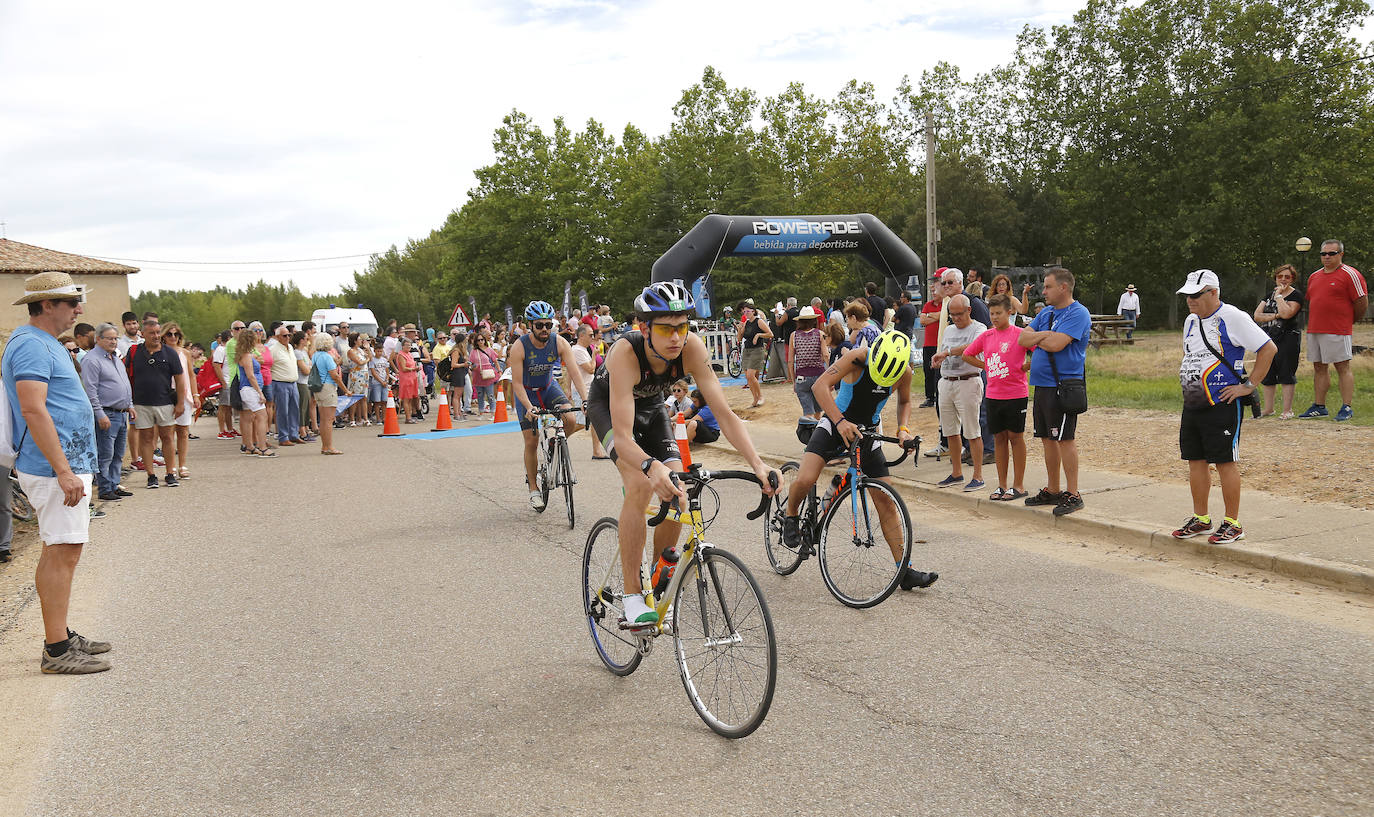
[1176,269,1220,295]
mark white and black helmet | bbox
[633,281,695,318]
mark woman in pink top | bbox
[962,293,1031,500]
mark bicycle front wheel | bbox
[672,548,777,738]
[535,438,552,513]
[818,478,911,608]
[582,517,643,675]
[763,462,805,576]
[560,438,576,529]
[727,347,742,378]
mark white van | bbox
[310,306,379,338]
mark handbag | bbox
[1045,310,1088,415]
[1195,318,1261,419]
[477,349,496,381]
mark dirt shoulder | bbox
[725,368,1374,511]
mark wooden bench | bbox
[1089,314,1136,349]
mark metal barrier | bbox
[697,329,735,374]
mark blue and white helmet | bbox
[524,300,556,321]
[633,281,694,317]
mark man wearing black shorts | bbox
[1018,268,1091,515]
[586,282,777,627]
[1170,270,1275,545]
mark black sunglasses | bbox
[1319,251,1341,256]
[1185,289,1215,299]
[533,321,554,330]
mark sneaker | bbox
[115,487,133,497]
[89,506,106,520]
[98,492,122,502]
[152,456,165,467]
[1171,515,1213,539]
[1208,520,1246,544]
[1052,492,1084,516]
[622,593,659,626]
[1024,488,1063,506]
[164,474,179,488]
[918,398,935,408]
[1336,404,1353,422]
[936,474,964,488]
[781,516,801,550]
[216,431,231,440]
[146,475,159,490]
[67,630,111,654]
[924,445,948,459]
[900,568,939,590]
[132,459,146,472]
[40,646,111,674]
[0,548,10,563]
[963,478,985,492]
[1298,403,1328,419]
[529,490,546,511]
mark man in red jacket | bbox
[1298,240,1367,422]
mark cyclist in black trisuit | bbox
[585,282,779,626]
[783,328,939,590]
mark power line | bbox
[91,237,464,266]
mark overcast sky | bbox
[1,0,1140,295]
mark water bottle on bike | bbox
[820,474,842,514]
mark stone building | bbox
[0,239,138,338]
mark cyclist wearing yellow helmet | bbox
[783,328,939,590]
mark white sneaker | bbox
[623,593,658,625]
[529,491,546,511]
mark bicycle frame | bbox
[802,431,919,548]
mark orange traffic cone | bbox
[378,390,403,437]
[493,385,508,423]
[675,411,692,467]
[432,390,452,432]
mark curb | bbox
[710,441,1374,596]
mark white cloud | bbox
[0,0,1083,296]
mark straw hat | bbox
[797,306,820,320]
[13,271,87,305]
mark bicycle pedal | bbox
[618,618,660,634]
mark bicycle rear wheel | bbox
[763,462,806,576]
[672,547,777,738]
[582,517,643,675]
[560,438,575,529]
[727,346,742,378]
[817,478,911,608]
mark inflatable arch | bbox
[649,214,925,316]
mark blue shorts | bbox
[519,382,573,431]
[367,381,387,403]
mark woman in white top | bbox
[161,322,199,478]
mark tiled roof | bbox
[0,239,138,275]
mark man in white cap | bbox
[1170,269,1275,545]
[1117,283,1140,340]
[3,272,112,673]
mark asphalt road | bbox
[1,424,1371,816]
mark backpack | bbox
[0,378,15,468]
[308,359,324,394]
[436,356,453,380]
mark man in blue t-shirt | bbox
[2,271,111,674]
[1017,267,1092,516]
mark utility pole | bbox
[925,112,938,279]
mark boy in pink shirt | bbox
[963,294,1030,499]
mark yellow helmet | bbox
[867,329,911,387]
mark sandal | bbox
[322,449,344,455]
[989,487,1008,501]
[257,448,278,458]
[1006,488,1029,501]
[177,467,191,479]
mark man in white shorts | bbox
[3,272,112,673]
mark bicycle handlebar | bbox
[842,430,921,467]
[647,469,780,528]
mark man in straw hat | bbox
[3,272,113,673]
[1117,283,1140,340]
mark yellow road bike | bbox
[582,465,778,738]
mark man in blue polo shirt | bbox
[1018,267,1092,515]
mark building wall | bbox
[0,273,133,337]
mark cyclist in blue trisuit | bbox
[510,300,590,510]
[584,282,780,626]
[782,328,939,590]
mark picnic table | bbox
[1089,314,1136,349]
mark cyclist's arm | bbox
[894,367,913,444]
[556,336,588,403]
[811,346,867,443]
[508,341,534,414]
[682,336,778,493]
